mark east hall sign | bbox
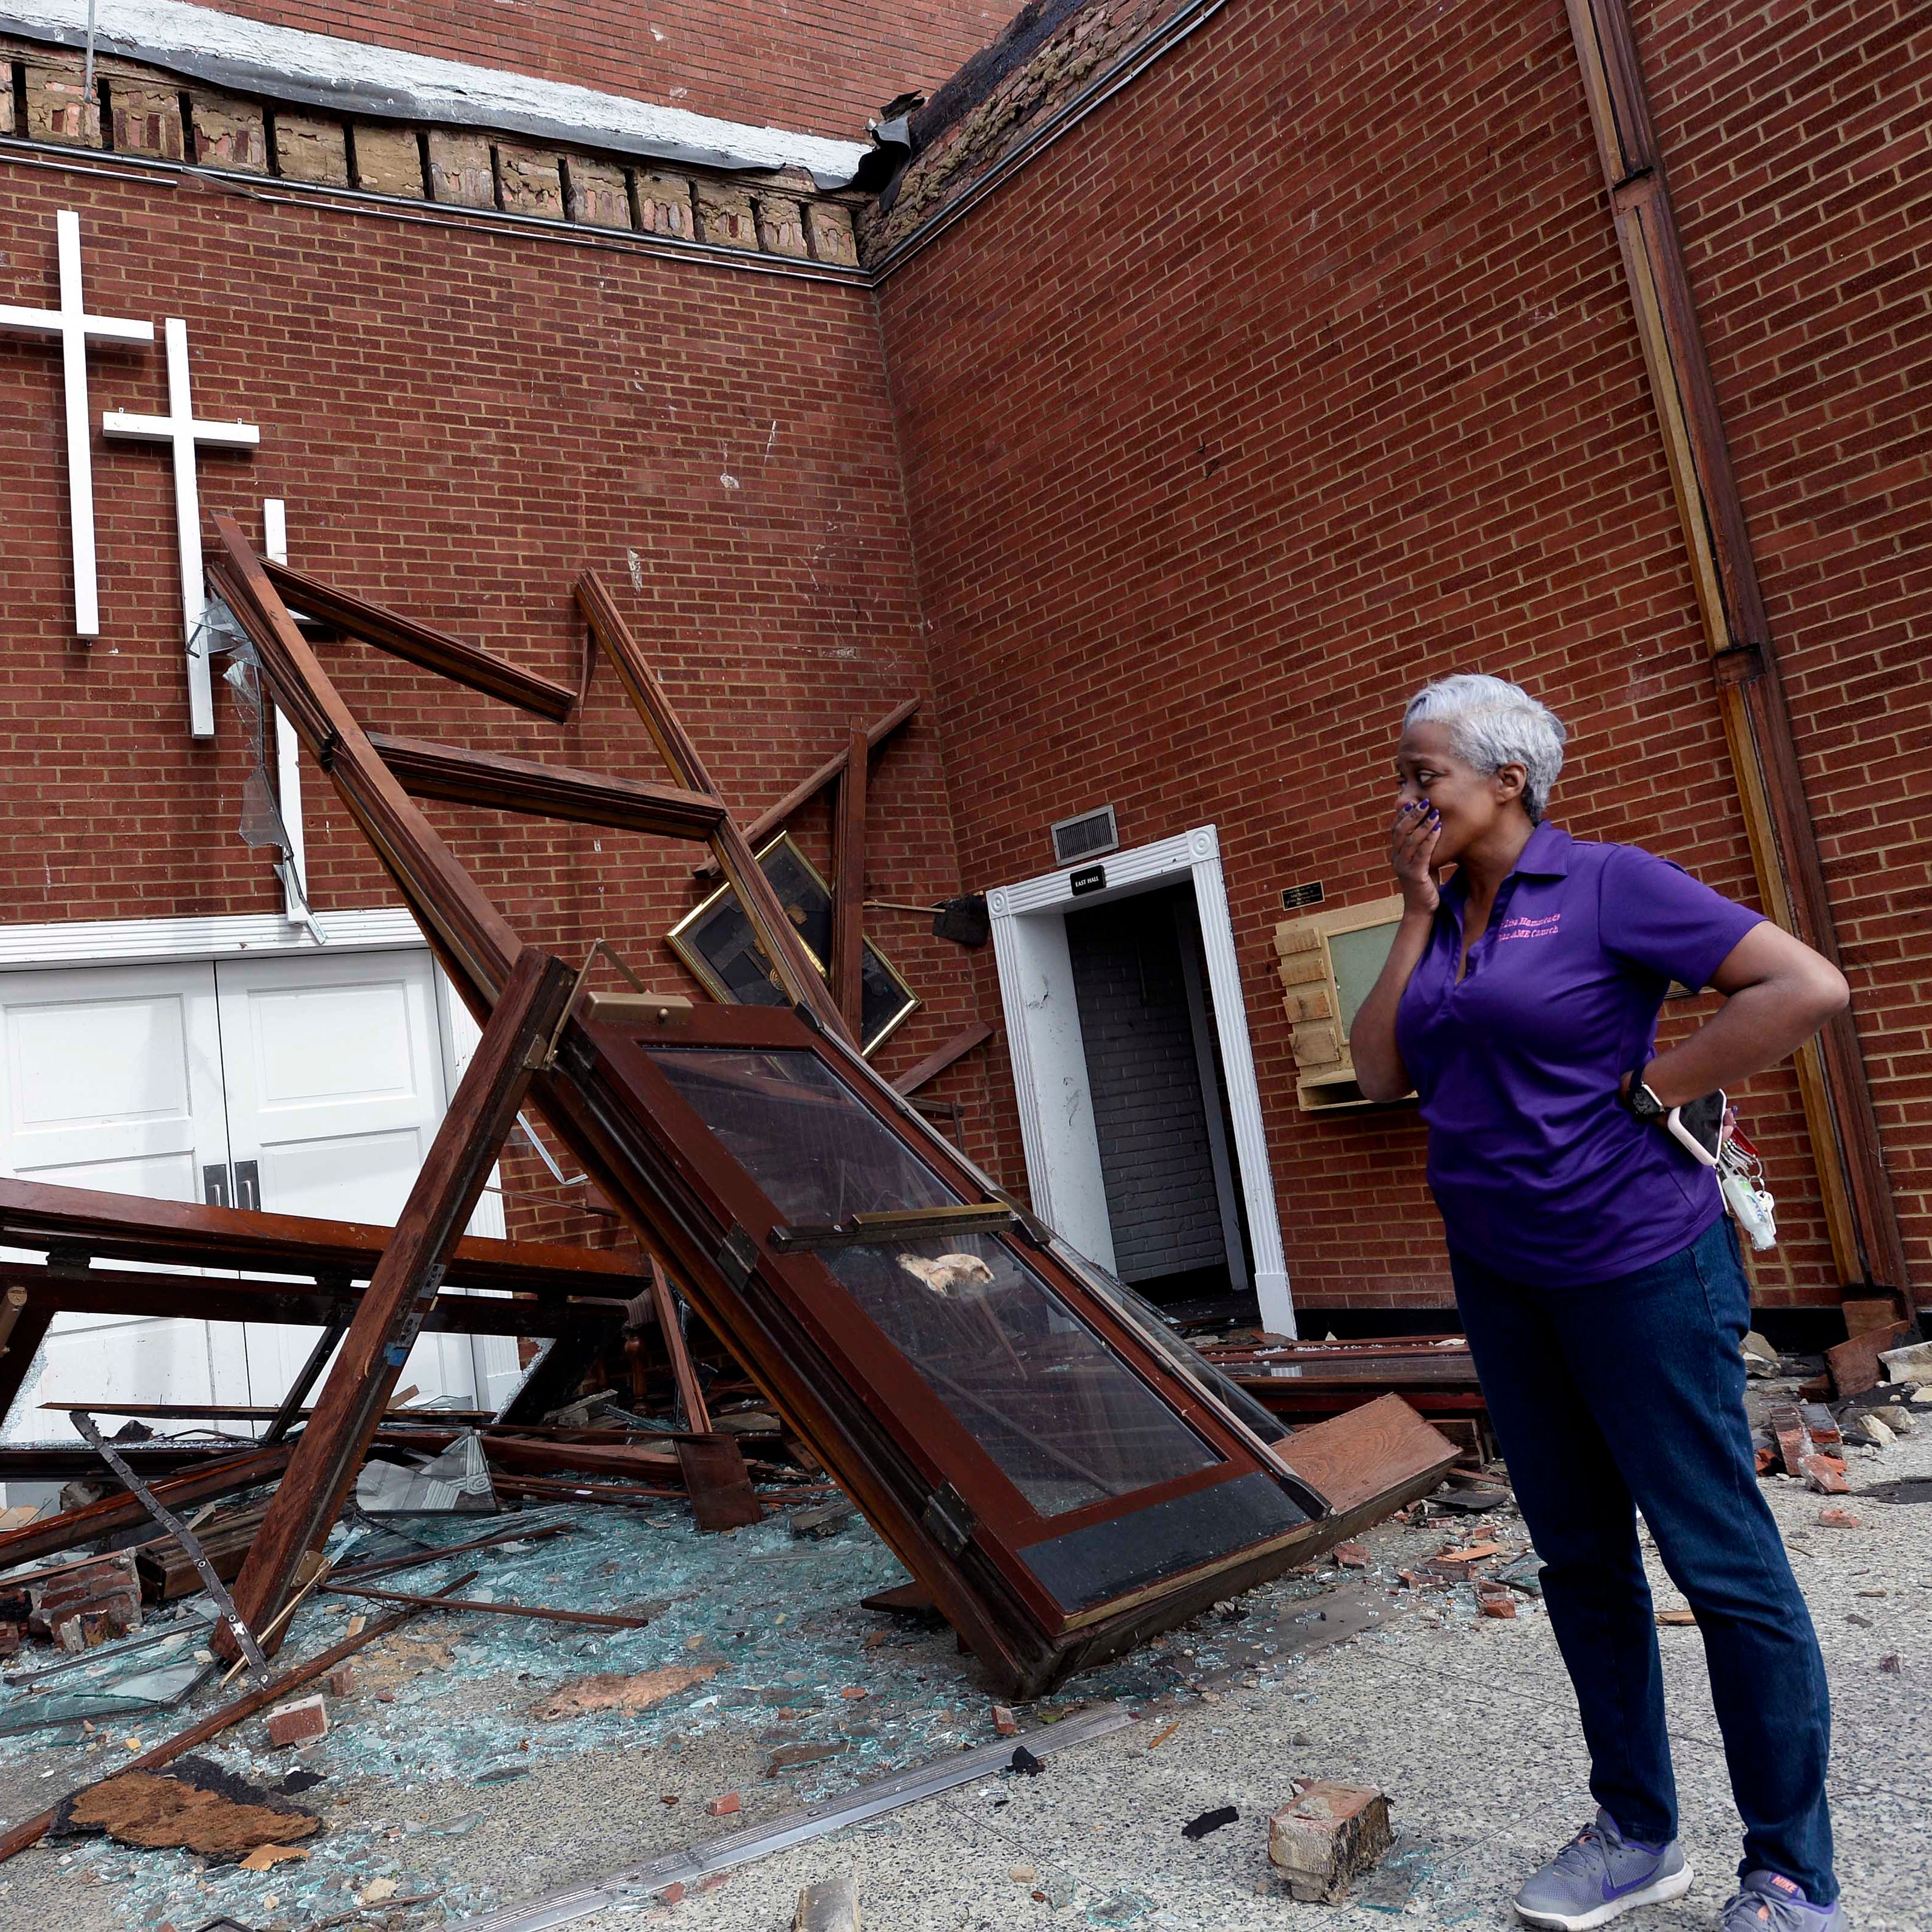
[1,211,262,739]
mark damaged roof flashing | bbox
[0,0,869,187]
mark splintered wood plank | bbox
[1278,1395,1460,1537]
[261,559,578,721]
[224,947,577,1651]
[831,726,867,1037]
[693,696,920,881]
[675,1433,765,1531]
[892,1021,993,1096]
[369,732,724,842]
[0,1445,294,1573]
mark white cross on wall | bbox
[105,318,260,738]
[0,211,153,637]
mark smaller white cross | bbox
[105,317,259,738]
[0,211,153,638]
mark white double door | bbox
[0,947,520,1442]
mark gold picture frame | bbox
[666,833,920,1058]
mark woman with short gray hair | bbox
[1350,674,1850,1932]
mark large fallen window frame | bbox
[204,516,1355,1694]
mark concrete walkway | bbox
[577,1405,1927,1932]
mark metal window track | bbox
[450,1702,1134,1930]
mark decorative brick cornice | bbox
[1,23,864,273]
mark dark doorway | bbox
[1063,883,1251,1309]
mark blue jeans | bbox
[1451,1215,1836,1903]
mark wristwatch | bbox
[1622,1071,1667,1123]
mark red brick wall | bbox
[0,160,988,1242]
[877,0,1932,1309]
[201,0,1007,141]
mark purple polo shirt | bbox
[1395,821,1763,1283]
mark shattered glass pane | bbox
[218,640,295,858]
[0,1633,216,1736]
[206,597,323,938]
[649,1048,1220,1516]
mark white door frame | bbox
[986,825,1295,1337]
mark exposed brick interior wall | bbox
[877,0,1932,1311]
[196,0,1008,141]
[0,164,987,1244]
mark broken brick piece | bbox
[706,1791,741,1816]
[1268,1780,1394,1903]
[325,1664,357,1698]
[1817,1506,1862,1529]
[1332,1542,1369,1569]
[265,1696,328,1748]
[1800,1453,1849,1496]
[1768,1403,1809,1478]
[992,1704,1019,1737]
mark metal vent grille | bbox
[1050,805,1120,866]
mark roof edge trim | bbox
[0,0,869,187]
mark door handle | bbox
[203,1162,262,1211]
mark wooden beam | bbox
[261,559,578,722]
[225,946,577,1650]
[571,571,855,1045]
[210,513,524,1005]
[892,1020,993,1097]
[369,732,725,842]
[831,727,869,1037]
[0,1173,643,1298]
[692,695,921,880]
[1563,0,1913,1317]
[0,1262,627,1342]
[0,1444,294,1572]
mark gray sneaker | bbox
[1514,1808,1693,1930]
[1720,1871,1848,1930]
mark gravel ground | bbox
[0,1381,1923,1932]
[559,1386,1932,1932]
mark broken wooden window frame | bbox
[203,514,1337,1693]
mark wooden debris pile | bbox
[0,525,1463,1867]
